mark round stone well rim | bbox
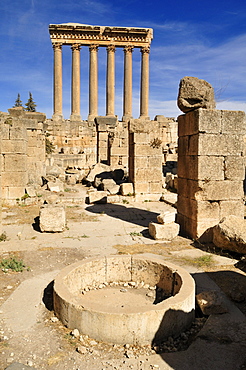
[53,254,195,345]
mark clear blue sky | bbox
[1,0,246,119]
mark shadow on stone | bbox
[86,203,158,228]
[151,308,195,346]
[32,216,41,232]
[42,280,54,311]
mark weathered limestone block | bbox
[213,215,246,254]
[120,183,134,196]
[101,179,120,195]
[47,180,64,192]
[178,109,221,137]
[177,76,216,113]
[65,174,77,185]
[135,145,160,156]
[149,222,180,240]
[1,123,10,139]
[3,154,27,172]
[9,125,28,140]
[2,172,28,187]
[87,190,107,204]
[110,146,128,156]
[221,110,246,133]
[177,213,217,241]
[134,182,149,194]
[178,154,224,180]
[135,168,162,182]
[94,171,113,188]
[148,182,162,194]
[157,211,176,225]
[1,140,27,154]
[188,133,244,156]
[196,290,228,315]
[147,156,162,168]
[177,196,220,222]
[86,163,111,183]
[25,186,37,197]
[178,178,244,202]
[224,156,245,180]
[7,187,26,200]
[219,200,245,220]
[46,165,65,178]
[195,180,244,201]
[39,205,66,232]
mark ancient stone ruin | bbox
[177,76,245,242]
[1,23,246,370]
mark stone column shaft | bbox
[123,46,134,121]
[70,44,81,121]
[140,46,150,119]
[106,45,116,116]
[52,43,63,120]
[88,44,99,121]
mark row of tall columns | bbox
[52,43,150,121]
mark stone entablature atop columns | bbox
[49,23,153,121]
[49,23,153,47]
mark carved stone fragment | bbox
[177,76,216,113]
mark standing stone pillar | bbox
[122,46,134,121]
[88,44,99,121]
[70,44,81,121]
[177,108,245,242]
[52,43,63,120]
[106,45,116,117]
[139,46,150,120]
[129,120,163,201]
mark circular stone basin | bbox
[53,254,195,345]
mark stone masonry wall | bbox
[46,115,177,177]
[129,119,163,200]
[177,108,245,241]
[0,109,46,203]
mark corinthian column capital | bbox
[141,46,150,54]
[71,44,81,52]
[124,45,134,54]
[107,45,116,53]
[89,44,99,52]
[52,42,62,51]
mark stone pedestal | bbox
[177,108,245,241]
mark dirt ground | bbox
[0,193,246,370]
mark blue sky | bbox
[1,0,246,120]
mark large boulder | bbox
[213,215,246,254]
[177,76,216,113]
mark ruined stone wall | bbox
[0,109,46,203]
[128,119,163,200]
[46,118,97,170]
[177,108,245,241]
[46,115,177,174]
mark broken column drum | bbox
[53,255,195,345]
